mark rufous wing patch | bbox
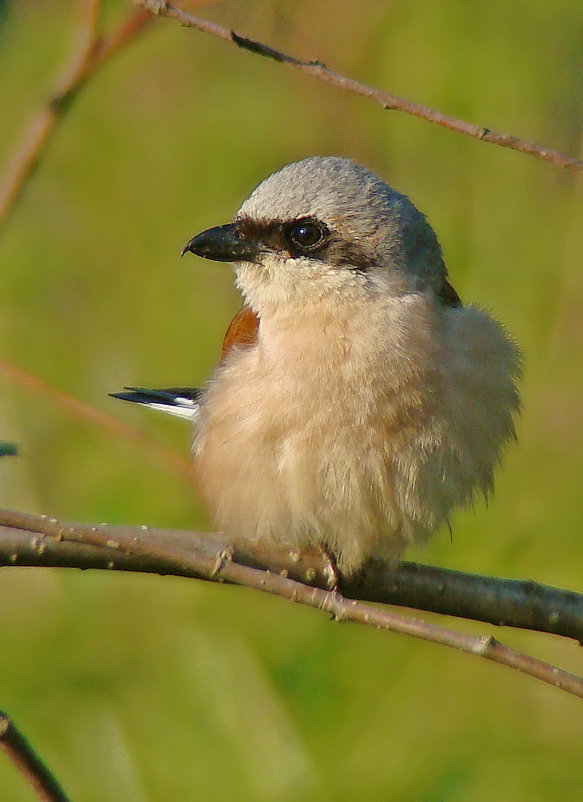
[221,306,260,360]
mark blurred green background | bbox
[1,1,583,799]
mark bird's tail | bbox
[110,387,201,421]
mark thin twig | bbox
[1,508,582,700]
[0,711,71,802]
[0,360,192,483]
[131,0,583,174]
[0,3,154,230]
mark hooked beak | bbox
[181,223,262,263]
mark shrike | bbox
[113,157,521,574]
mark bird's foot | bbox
[318,544,341,591]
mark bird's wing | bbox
[438,278,462,307]
[111,307,258,420]
[221,305,260,360]
[109,387,201,421]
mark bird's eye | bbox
[286,218,328,253]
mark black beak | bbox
[181,223,261,263]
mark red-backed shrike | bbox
[114,157,521,574]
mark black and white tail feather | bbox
[110,387,201,422]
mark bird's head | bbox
[182,157,448,318]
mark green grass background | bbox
[1,1,583,799]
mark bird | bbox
[112,156,521,575]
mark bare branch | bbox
[0,4,155,231]
[130,0,583,175]
[0,711,71,802]
[1,508,582,700]
[355,560,583,643]
[2,507,581,641]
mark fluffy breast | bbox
[192,294,520,573]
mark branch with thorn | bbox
[132,0,583,174]
[1,507,583,701]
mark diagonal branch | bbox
[131,0,583,175]
[0,711,71,802]
[0,360,192,483]
[0,2,155,231]
[1,508,582,700]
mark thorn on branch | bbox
[475,634,497,655]
[133,0,168,13]
[231,30,298,64]
[210,547,233,579]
